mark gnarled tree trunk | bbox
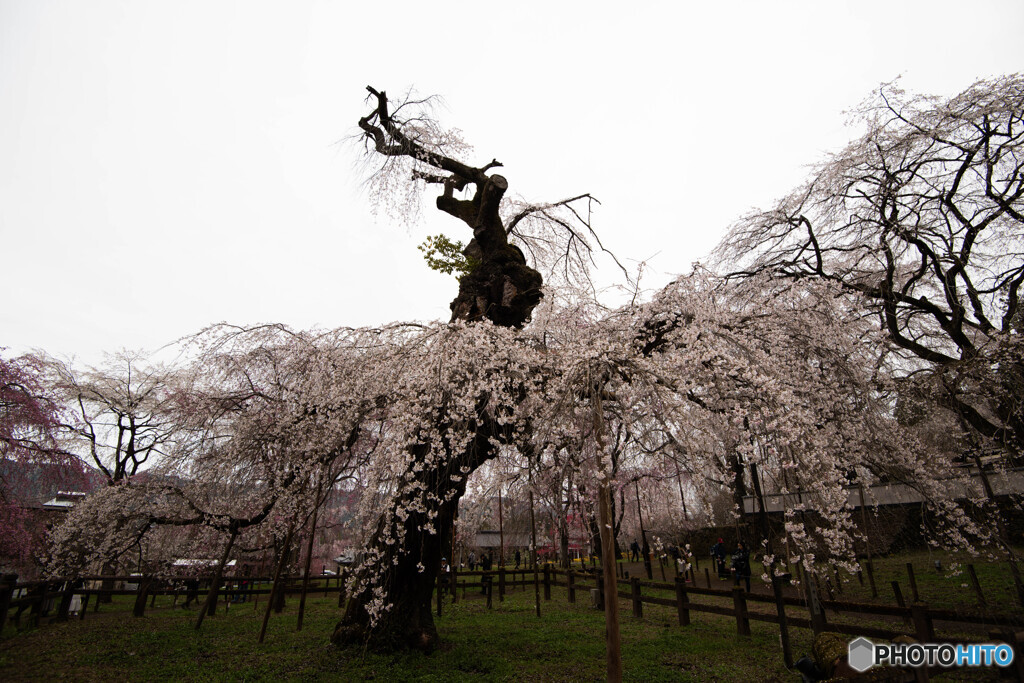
[331,87,544,651]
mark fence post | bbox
[865,560,878,598]
[55,579,81,622]
[771,572,792,668]
[486,574,493,609]
[133,577,151,617]
[0,574,17,633]
[704,567,712,589]
[674,576,690,626]
[966,565,986,608]
[631,577,642,618]
[732,586,750,636]
[79,593,90,620]
[910,602,934,642]
[451,565,458,604]
[892,581,913,627]
[906,562,920,602]
[567,570,575,604]
[596,568,605,611]
[435,568,443,618]
[1008,560,1024,608]
[543,565,551,601]
[26,583,45,628]
[499,567,505,602]
[806,576,827,635]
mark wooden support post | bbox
[486,574,493,609]
[197,528,239,630]
[732,586,750,637]
[79,593,90,620]
[543,565,551,601]
[207,579,218,617]
[892,580,906,608]
[259,526,294,644]
[0,574,15,634]
[55,580,77,622]
[1008,560,1024,608]
[530,490,541,619]
[499,567,505,602]
[892,581,912,627]
[451,565,458,604]
[771,572,792,668]
[567,570,576,604]
[866,560,878,598]
[630,577,642,618]
[132,577,151,618]
[857,483,878,598]
[297,488,322,633]
[966,565,986,608]
[910,602,934,642]
[674,576,690,626]
[27,584,43,628]
[806,575,827,635]
[704,567,712,589]
[906,562,920,602]
[436,567,443,618]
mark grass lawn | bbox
[2,584,809,682]
[0,557,1017,681]
[613,547,1023,614]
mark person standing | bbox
[480,552,493,595]
[629,540,641,562]
[711,538,728,579]
[731,541,751,592]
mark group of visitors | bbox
[711,537,751,592]
[466,549,525,570]
[467,551,495,572]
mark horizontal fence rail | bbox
[4,562,1023,680]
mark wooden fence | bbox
[0,572,346,632]
[441,565,1024,681]
[4,565,1022,681]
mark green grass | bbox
[829,548,1023,611]
[0,562,1015,682]
[1,587,807,682]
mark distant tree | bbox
[716,75,1024,459]
[0,352,81,573]
[1,353,61,463]
[47,326,374,584]
[44,351,180,485]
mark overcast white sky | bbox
[3,0,1023,364]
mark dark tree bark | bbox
[331,87,545,651]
